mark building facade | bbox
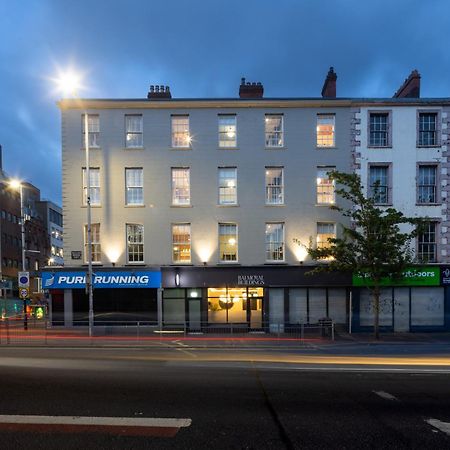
[36,201,64,266]
[46,69,450,331]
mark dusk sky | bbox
[1,0,449,205]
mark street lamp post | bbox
[10,181,28,330]
[54,70,94,336]
[84,113,94,337]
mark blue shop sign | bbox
[42,271,161,289]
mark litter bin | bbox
[319,318,333,338]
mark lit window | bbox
[265,223,284,262]
[218,167,237,205]
[418,112,438,146]
[125,115,143,148]
[82,168,101,206]
[317,167,335,204]
[171,168,190,205]
[219,223,238,262]
[125,168,143,205]
[369,113,390,147]
[265,114,283,147]
[418,165,437,204]
[84,223,101,263]
[127,224,144,263]
[82,114,100,148]
[265,167,284,205]
[317,223,336,250]
[316,114,335,147]
[172,115,190,148]
[218,115,237,148]
[369,165,389,204]
[418,222,437,262]
[172,224,191,263]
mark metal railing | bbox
[0,317,335,346]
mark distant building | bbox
[36,201,63,266]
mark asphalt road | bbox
[0,347,450,449]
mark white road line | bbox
[0,415,192,428]
[426,418,450,435]
[373,391,398,401]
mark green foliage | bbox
[302,171,423,283]
[294,171,426,338]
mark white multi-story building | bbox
[43,69,450,332]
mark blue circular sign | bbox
[19,276,28,284]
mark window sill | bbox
[217,204,239,207]
[315,203,335,207]
[374,203,393,207]
[170,262,193,266]
[124,263,146,266]
[265,204,285,207]
[82,263,103,266]
[265,146,286,150]
[124,146,145,150]
[316,146,337,150]
[367,145,392,149]
[264,261,287,265]
[417,145,441,149]
[416,203,442,206]
[171,204,192,208]
[125,204,145,208]
[217,262,240,265]
[170,147,192,151]
[218,147,239,150]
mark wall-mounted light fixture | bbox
[175,270,180,287]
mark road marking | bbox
[0,415,191,437]
[426,418,450,436]
[373,391,398,401]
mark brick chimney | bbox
[147,85,172,99]
[239,78,264,99]
[393,70,421,98]
[321,67,337,98]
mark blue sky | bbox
[0,0,449,204]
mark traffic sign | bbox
[18,272,30,288]
[19,288,29,299]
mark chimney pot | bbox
[239,77,264,98]
[321,66,337,98]
[147,83,172,99]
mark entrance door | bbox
[247,287,264,329]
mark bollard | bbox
[137,321,140,342]
[331,322,335,341]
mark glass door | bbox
[247,287,264,329]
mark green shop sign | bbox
[352,267,440,287]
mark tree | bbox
[296,171,423,339]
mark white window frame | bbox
[219,223,238,262]
[125,168,144,206]
[218,167,237,205]
[418,222,437,263]
[126,223,144,263]
[171,115,190,148]
[82,167,101,206]
[265,167,284,205]
[316,114,335,147]
[265,114,284,148]
[317,222,336,250]
[218,115,237,148]
[265,223,285,262]
[125,115,143,148]
[316,167,335,205]
[171,168,190,206]
[172,223,191,264]
[84,223,101,263]
[82,114,100,148]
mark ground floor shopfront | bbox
[42,265,450,332]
